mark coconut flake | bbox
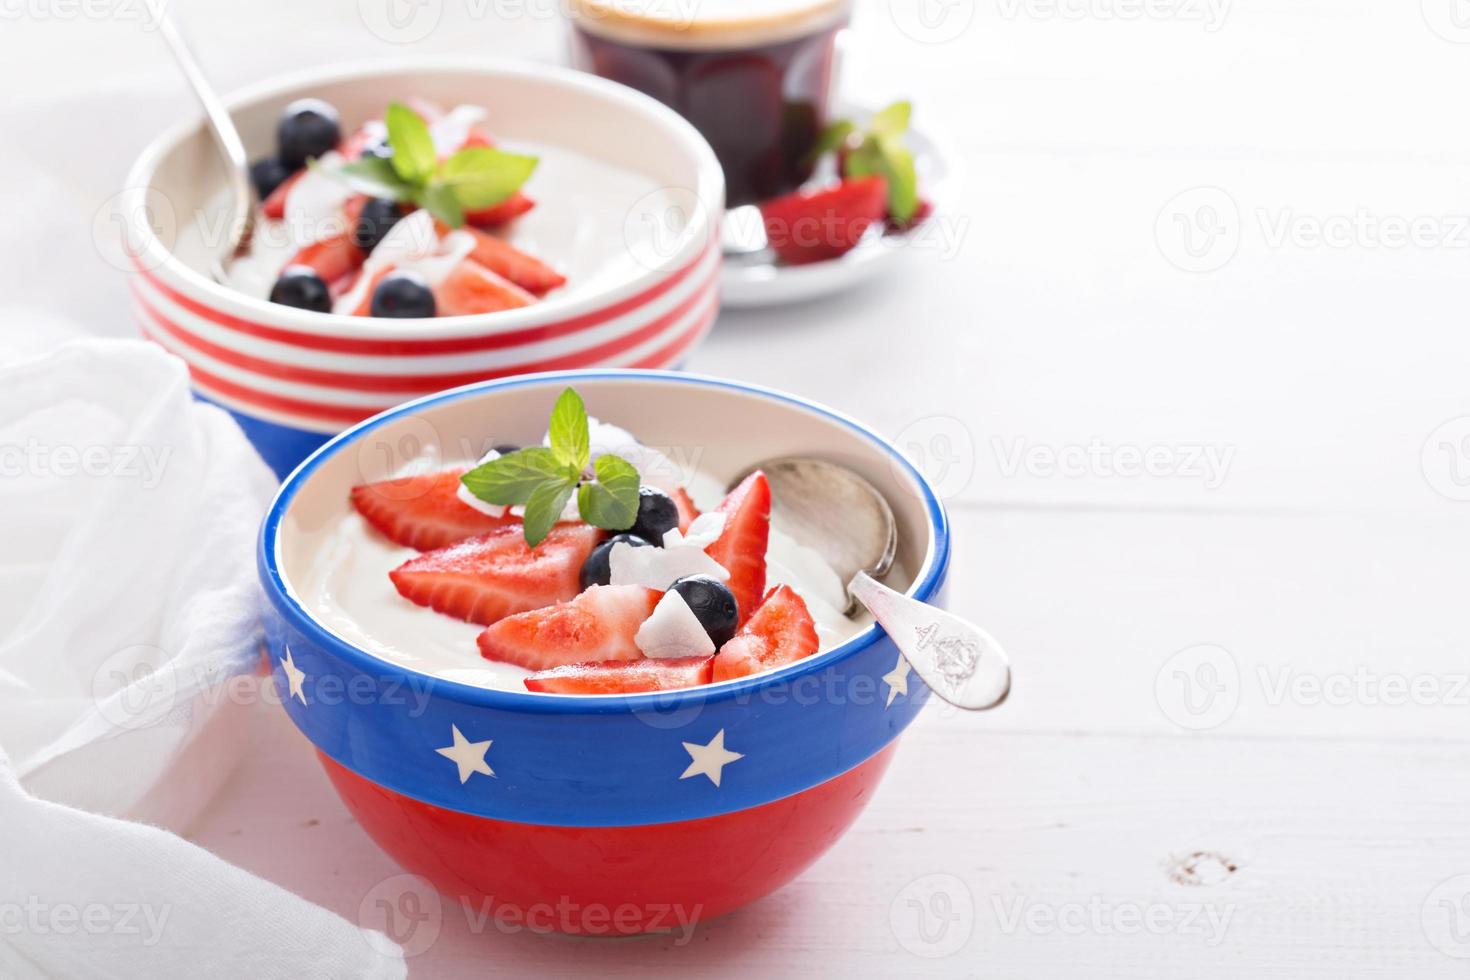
[663,511,726,550]
[635,590,716,660]
[609,538,729,591]
[283,152,354,248]
[430,105,490,157]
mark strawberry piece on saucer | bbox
[350,468,515,550]
[523,655,713,694]
[433,258,538,316]
[711,585,820,682]
[463,227,567,295]
[477,584,660,672]
[466,192,536,228]
[261,170,304,219]
[390,523,603,626]
[759,175,889,265]
[703,471,771,624]
[288,231,367,284]
[672,487,700,534]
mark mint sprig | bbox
[817,100,920,223]
[460,388,641,547]
[329,101,537,229]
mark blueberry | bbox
[353,197,403,252]
[361,137,393,160]
[669,575,739,647]
[629,487,679,545]
[269,265,331,313]
[491,444,520,455]
[277,98,341,169]
[249,156,293,200]
[371,271,436,318]
[580,533,652,590]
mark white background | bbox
[4,0,1470,975]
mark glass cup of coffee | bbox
[567,0,851,207]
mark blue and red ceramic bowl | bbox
[257,370,947,934]
[124,61,723,478]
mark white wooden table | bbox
[6,0,1469,974]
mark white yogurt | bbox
[296,460,870,690]
[223,134,669,309]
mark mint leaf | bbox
[883,145,920,223]
[809,119,856,163]
[461,447,565,506]
[548,388,590,472]
[439,147,538,211]
[522,478,576,548]
[335,156,414,200]
[869,100,911,142]
[577,454,640,531]
[418,180,464,228]
[385,102,438,185]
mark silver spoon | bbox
[156,11,254,284]
[743,458,1012,711]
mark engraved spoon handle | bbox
[849,571,1011,711]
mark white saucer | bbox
[718,106,957,309]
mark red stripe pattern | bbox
[130,247,720,434]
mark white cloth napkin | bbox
[0,335,406,979]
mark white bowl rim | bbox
[122,57,725,341]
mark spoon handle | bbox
[849,571,1011,711]
[155,12,252,277]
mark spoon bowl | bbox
[750,456,1012,711]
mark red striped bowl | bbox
[122,60,724,477]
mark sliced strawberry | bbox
[288,230,366,284]
[350,467,515,550]
[672,486,700,534]
[462,227,566,295]
[390,523,603,626]
[711,585,819,682]
[524,656,712,694]
[341,193,369,231]
[433,257,537,316]
[460,129,494,149]
[759,175,889,265]
[261,170,304,219]
[465,192,536,228]
[703,471,770,624]
[477,585,660,672]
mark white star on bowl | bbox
[679,729,743,787]
[882,655,911,709]
[435,724,495,784]
[281,647,307,705]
